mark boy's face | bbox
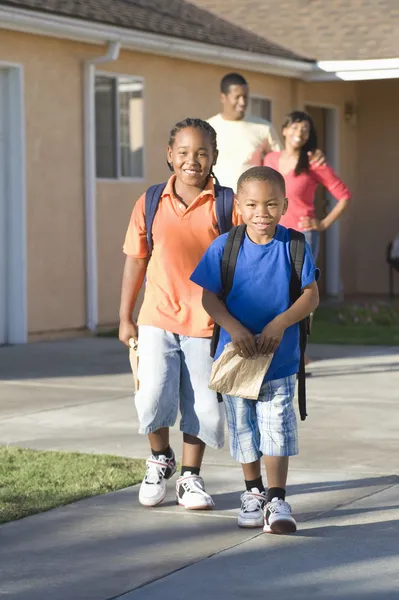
[236,179,288,242]
[167,127,217,188]
[221,84,248,121]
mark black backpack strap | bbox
[214,185,234,234]
[145,183,166,256]
[210,225,246,359]
[289,229,308,422]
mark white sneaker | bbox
[263,497,297,534]
[176,473,214,510]
[138,451,176,507]
[237,488,266,528]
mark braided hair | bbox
[167,117,218,182]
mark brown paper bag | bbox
[209,343,272,400]
[128,338,139,392]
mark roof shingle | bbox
[191,0,399,61]
[0,0,311,62]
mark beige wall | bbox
[0,31,86,335]
[1,29,365,338]
[356,79,399,295]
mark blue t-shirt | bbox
[190,225,319,381]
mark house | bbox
[193,0,399,299]
[0,0,395,344]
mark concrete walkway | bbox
[0,338,398,599]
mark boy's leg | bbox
[176,336,224,510]
[257,375,298,534]
[224,394,266,528]
[135,326,180,507]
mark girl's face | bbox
[167,127,217,187]
[283,120,310,150]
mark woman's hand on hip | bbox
[299,216,326,232]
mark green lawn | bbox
[0,447,146,524]
[99,302,399,346]
[310,302,399,346]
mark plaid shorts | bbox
[223,375,298,463]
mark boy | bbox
[190,166,319,533]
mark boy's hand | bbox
[308,148,325,167]
[119,319,138,347]
[257,317,286,355]
[229,324,257,359]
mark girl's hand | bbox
[308,149,326,167]
[229,324,257,359]
[119,319,138,347]
[299,216,326,232]
[257,318,286,355]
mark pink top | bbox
[264,151,351,231]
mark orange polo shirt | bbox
[123,175,240,337]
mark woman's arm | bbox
[300,163,351,232]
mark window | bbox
[248,97,272,122]
[95,75,144,179]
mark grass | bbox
[311,302,399,346]
[98,302,399,346]
[0,447,146,524]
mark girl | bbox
[264,110,351,261]
[119,118,238,510]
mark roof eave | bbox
[306,58,399,81]
[0,5,313,77]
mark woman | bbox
[264,110,351,261]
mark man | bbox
[208,72,324,189]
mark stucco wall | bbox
[0,31,86,335]
[356,79,399,295]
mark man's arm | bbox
[249,122,282,166]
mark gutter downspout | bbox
[84,41,121,332]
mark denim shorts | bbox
[134,325,224,449]
[304,230,320,261]
[223,375,298,463]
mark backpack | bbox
[210,224,310,421]
[144,182,235,255]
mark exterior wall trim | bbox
[0,60,27,343]
[84,42,121,332]
[0,5,314,78]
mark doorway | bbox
[305,103,340,297]
[0,65,26,344]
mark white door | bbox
[0,69,8,344]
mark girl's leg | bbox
[177,336,223,509]
[135,326,180,507]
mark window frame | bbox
[95,70,145,182]
[248,94,273,122]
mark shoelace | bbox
[240,491,265,513]
[179,475,215,505]
[266,499,292,514]
[144,457,171,485]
